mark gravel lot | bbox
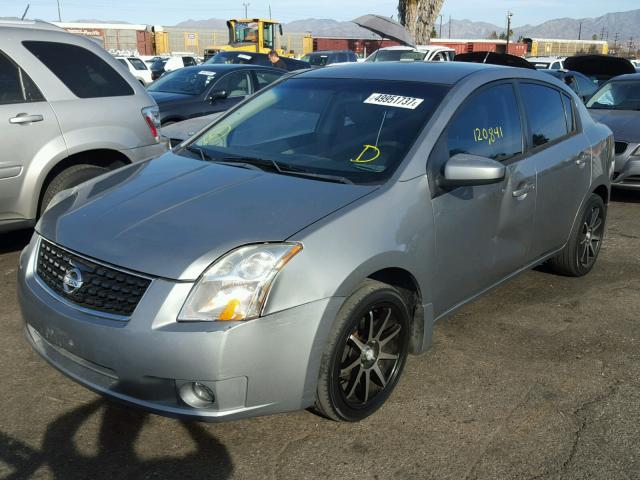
[1,191,639,480]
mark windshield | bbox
[186,78,448,184]
[308,54,330,66]
[147,68,218,95]
[233,22,259,43]
[128,58,148,70]
[587,80,640,110]
[207,52,256,65]
[367,50,425,62]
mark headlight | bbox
[632,145,640,156]
[178,243,302,321]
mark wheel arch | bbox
[592,183,609,205]
[37,149,131,215]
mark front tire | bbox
[548,193,606,277]
[315,280,410,422]
[40,164,109,216]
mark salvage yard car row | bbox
[0,18,634,424]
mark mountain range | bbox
[176,8,640,44]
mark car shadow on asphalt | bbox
[0,229,32,255]
[611,190,640,204]
[0,399,233,479]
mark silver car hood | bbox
[37,153,376,280]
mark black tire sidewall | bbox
[40,165,108,216]
[570,194,606,276]
[326,286,410,421]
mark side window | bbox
[182,56,196,67]
[0,50,44,105]
[117,58,127,67]
[255,70,283,89]
[214,72,252,98]
[575,75,597,98]
[520,83,568,148]
[447,83,523,162]
[23,41,133,98]
[561,94,576,133]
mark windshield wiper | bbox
[184,145,212,161]
[221,156,353,184]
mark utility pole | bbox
[614,32,619,53]
[268,4,271,19]
[578,20,582,40]
[438,15,443,38]
[56,0,61,21]
[242,2,249,18]
[505,11,513,54]
[629,37,634,57]
[600,25,605,41]
[448,15,452,39]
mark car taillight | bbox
[141,106,161,142]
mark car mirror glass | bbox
[208,90,228,102]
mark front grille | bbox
[36,239,151,317]
[615,141,628,154]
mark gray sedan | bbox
[588,73,640,189]
[18,62,613,422]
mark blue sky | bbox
[2,0,638,26]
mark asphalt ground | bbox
[1,190,639,480]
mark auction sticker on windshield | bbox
[364,93,424,109]
[198,71,216,76]
[238,54,252,60]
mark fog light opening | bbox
[179,381,216,408]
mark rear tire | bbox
[315,280,410,422]
[548,194,606,277]
[40,164,109,215]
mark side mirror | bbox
[208,90,228,102]
[443,153,505,186]
[279,24,283,36]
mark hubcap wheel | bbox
[337,305,404,408]
[578,206,604,268]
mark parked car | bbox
[541,69,598,102]
[587,73,640,189]
[150,55,198,81]
[455,52,536,69]
[115,56,153,85]
[365,45,455,62]
[563,55,636,87]
[19,62,612,423]
[527,56,564,70]
[147,64,285,125]
[205,51,310,71]
[301,50,358,67]
[0,20,165,233]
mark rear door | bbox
[519,82,591,258]
[0,50,64,222]
[253,69,285,92]
[429,82,537,316]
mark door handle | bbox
[512,183,535,197]
[9,113,44,125]
[575,153,589,166]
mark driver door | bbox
[204,71,253,115]
[428,81,537,317]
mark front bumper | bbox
[612,146,640,190]
[17,235,342,421]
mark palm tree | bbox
[398,0,444,44]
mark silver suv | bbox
[0,20,166,233]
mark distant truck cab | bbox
[204,18,292,60]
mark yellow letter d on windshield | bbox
[351,144,381,163]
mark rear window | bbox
[23,41,134,98]
[128,58,148,70]
[0,50,44,105]
[521,83,568,148]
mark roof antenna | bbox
[20,3,30,20]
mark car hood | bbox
[148,91,197,105]
[589,109,640,142]
[37,153,377,280]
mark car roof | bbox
[298,61,506,85]
[179,64,279,73]
[308,50,351,55]
[0,19,62,31]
